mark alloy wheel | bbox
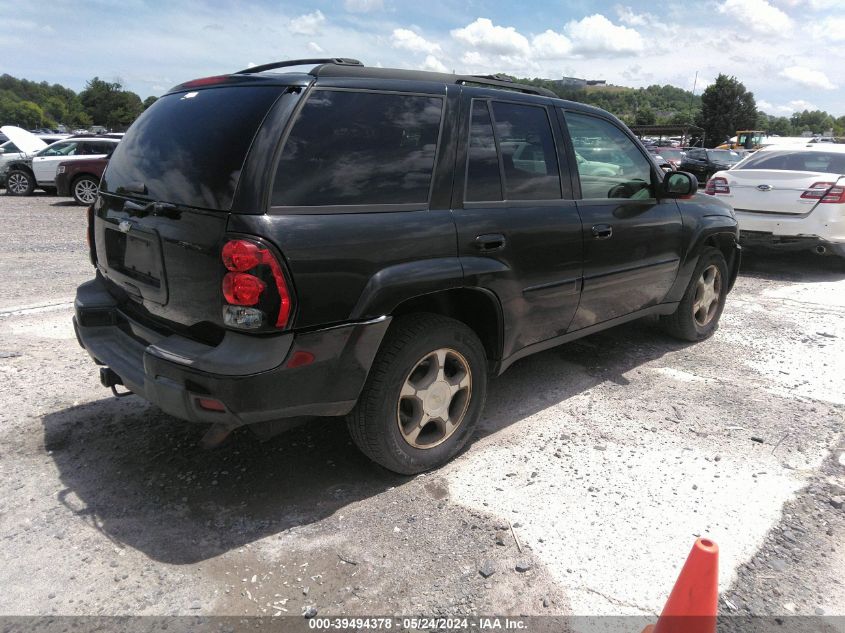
[693,264,722,327]
[7,172,29,194]
[74,179,98,205]
[397,348,472,449]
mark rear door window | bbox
[491,102,561,200]
[272,90,444,208]
[103,85,286,211]
[563,111,655,200]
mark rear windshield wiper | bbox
[117,182,148,195]
[123,198,180,218]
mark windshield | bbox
[737,150,845,173]
[102,85,285,210]
[0,141,20,153]
[707,149,743,164]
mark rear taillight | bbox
[222,272,265,306]
[221,238,293,330]
[705,177,730,195]
[86,204,97,266]
[800,182,845,203]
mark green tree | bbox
[142,95,158,110]
[695,74,757,147]
[635,106,656,126]
[79,77,143,130]
[790,110,834,135]
[0,95,53,128]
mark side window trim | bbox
[268,86,447,213]
[463,98,504,203]
[553,107,581,201]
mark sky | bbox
[2,0,843,116]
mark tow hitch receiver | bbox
[99,367,132,398]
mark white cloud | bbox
[615,6,651,27]
[758,98,819,114]
[343,0,384,11]
[787,99,818,111]
[289,10,325,36]
[420,55,448,73]
[307,41,324,53]
[780,65,836,89]
[451,18,531,57]
[718,0,792,34]
[819,16,845,40]
[565,14,644,55]
[391,28,442,55]
[531,30,573,60]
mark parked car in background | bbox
[4,135,120,196]
[0,127,68,188]
[73,58,740,474]
[680,148,745,183]
[705,144,845,258]
[653,147,685,170]
[56,156,110,205]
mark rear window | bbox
[102,86,284,210]
[706,150,743,164]
[272,90,443,207]
[737,150,845,173]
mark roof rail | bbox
[235,58,363,75]
[237,59,559,98]
[457,74,557,97]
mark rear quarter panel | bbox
[227,211,460,329]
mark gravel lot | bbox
[0,194,843,622]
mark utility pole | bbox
[686,71,699,146]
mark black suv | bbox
[679,148,745,183]
[74,58,740,474]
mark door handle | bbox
[591,224,613,240]
[475,233,506,252]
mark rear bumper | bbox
[74,276,391,427]
[733,205,845,248]
[739,231,845,256]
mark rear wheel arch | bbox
[391,288,504,369]
[5,161,34,178]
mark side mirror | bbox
[663,171,698,198]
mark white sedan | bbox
[705,143,845,258]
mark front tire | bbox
[72,175,99,205]
[347,313,488,475]
[661,246,729,341]
[5,170,34,196]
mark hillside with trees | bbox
[517,74,845,145]
[0,74,156,131]
[1,70,843,144]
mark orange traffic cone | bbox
[645,537,719,633]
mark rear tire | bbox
[661,247,728,341]
[5,170,34,196]
[72,175,99,205]
[347,313,488,475]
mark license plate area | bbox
[103,224,168,304]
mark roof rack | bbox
[456,74,557,97]
[235,58,363,75]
